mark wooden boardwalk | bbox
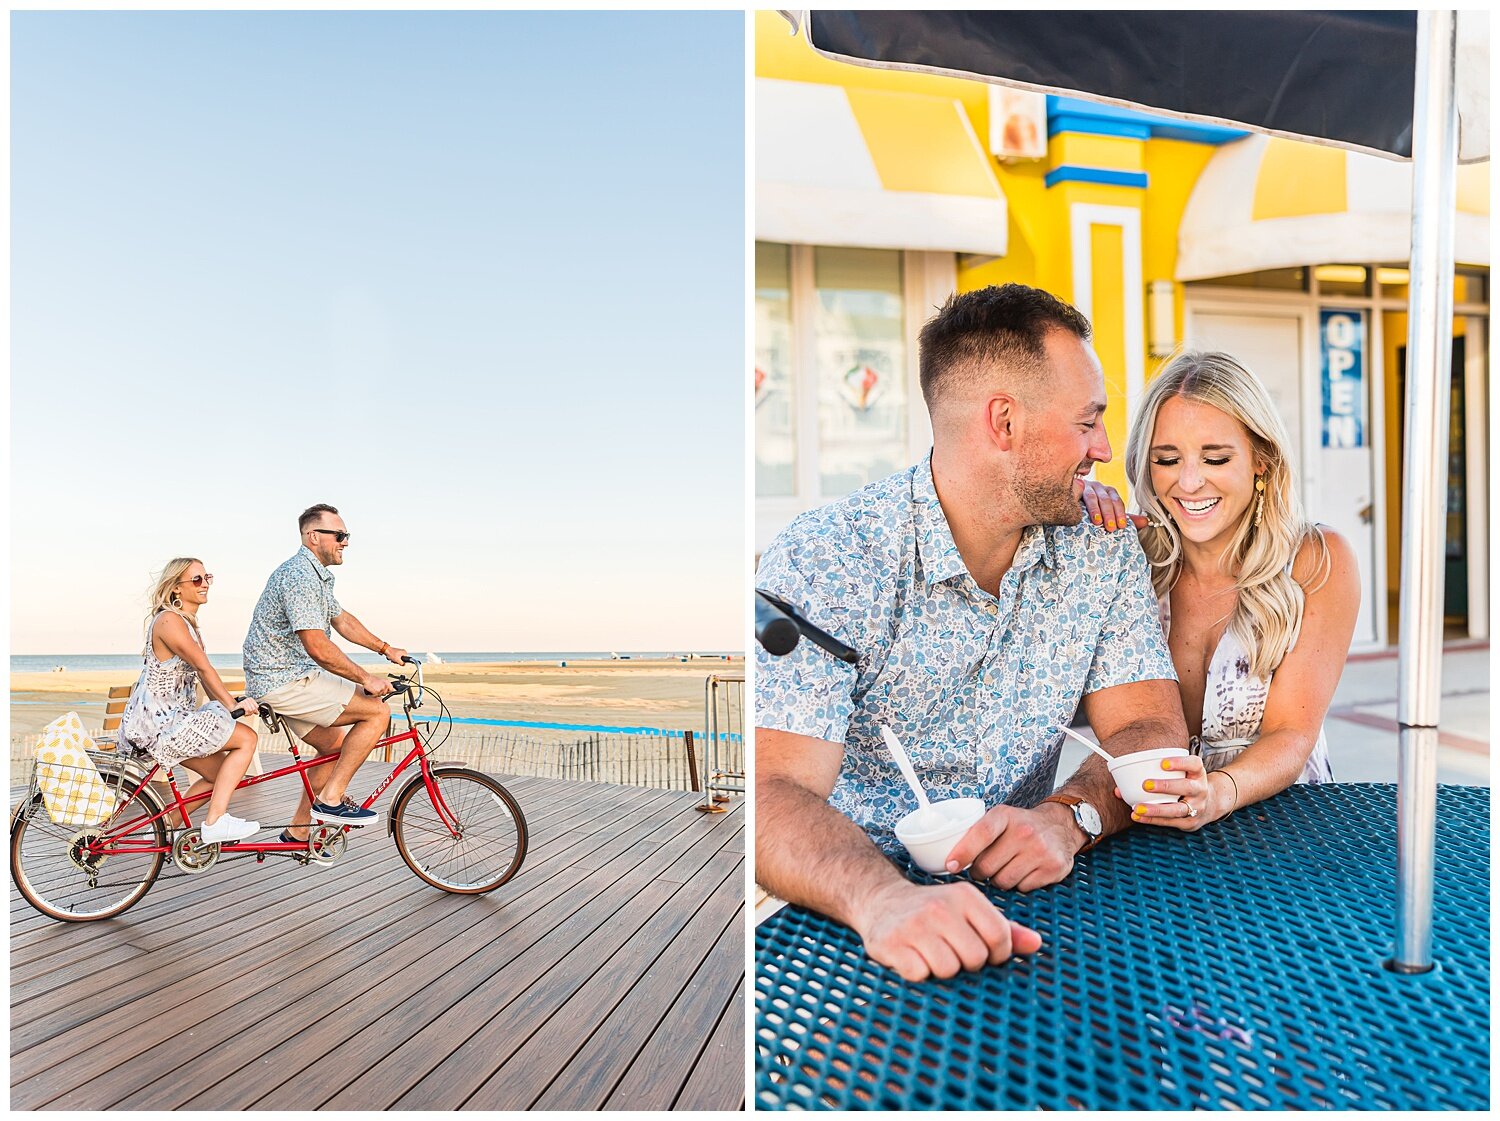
[9,770,745,1110]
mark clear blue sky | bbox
[11,10,745,655]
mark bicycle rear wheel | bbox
[10,777,168,921]
[390,767,526,893]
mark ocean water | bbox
[12,651,735,673]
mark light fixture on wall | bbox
[1147,280,1176,357]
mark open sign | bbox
[1321,310,1366,448]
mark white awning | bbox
[1177,133,1490,280]
[756,77,1008,255]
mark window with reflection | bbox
[755,242,795,496]
[813,247,907,496]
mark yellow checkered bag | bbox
[33,711,120,826]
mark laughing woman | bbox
[119,558,263,844]
[1085,350,1360,829]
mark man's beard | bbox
[1014,452,1085,526]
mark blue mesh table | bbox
[755,784,1489,1110]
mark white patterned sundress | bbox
[118,613,238,768]
[1160,594,1333,784]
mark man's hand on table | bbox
[944,802,1082,892]
[852,879,1042,982]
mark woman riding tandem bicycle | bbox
[117,558,264,845]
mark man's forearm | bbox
[332,611,384,652]
[755,776,909,930]
[1099,714,1188,758]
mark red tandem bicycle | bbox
[11,659,527,921]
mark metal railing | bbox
[698,674,745,812]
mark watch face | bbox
[1078,802,1103,836]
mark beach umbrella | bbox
[781,9,1489,972]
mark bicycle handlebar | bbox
[385,657,425,706]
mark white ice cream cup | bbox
[893,797,986,874]
[1108,747,1191,805]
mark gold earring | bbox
[1253,476,1265,528]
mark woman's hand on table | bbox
[854,879,1042,982]
[1118,754,1224,831]
[1081,480,1149,532]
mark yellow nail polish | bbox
[1105,520,1115,530]
[1143,780,1155,792]
[1161,760,1172,770]
[1093,514,1102,524]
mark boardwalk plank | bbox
[671,973,747,1112]
[83,789,646,1111]
[12,812,456,1050]
[8,781,744,1112]
[397,848,741,1110]
[170,798,702,1111]
[331,804,747,1116]
[8,779,582,1007]
[603,898,746,1110]
[254,799,738,1109]
[8,769,568,957]
[291,849,678,1108]
[519,858,744,1110]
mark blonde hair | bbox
[1124,351,1329,678]
[145,557,204,640]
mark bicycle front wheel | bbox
[10,778,168,922]
[391,767,527,893]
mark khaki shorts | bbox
[259,669,356,740]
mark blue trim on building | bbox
[1044,166,1149,189]
[1047,94,1248,146]
[1050,114,1150,141]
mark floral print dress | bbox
[118,613,237,768]
[1160,595,1333,784]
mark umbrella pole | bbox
[1392,10,1459,974]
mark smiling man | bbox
[243,503,409,836]
[755,284,1188,982]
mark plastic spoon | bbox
[879,724,930,810]
[1057,724,1114,764]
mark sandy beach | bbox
[10,657,745,739]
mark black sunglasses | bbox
[311,528,350,544]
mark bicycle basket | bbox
[29,712,121,826]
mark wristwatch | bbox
[1041,794,1103,853]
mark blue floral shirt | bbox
[755,456,1177,852]
[243,546,344,698]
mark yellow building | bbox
[753,11,1490,649]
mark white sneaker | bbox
[201,814,260,844]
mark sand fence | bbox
[9,720,743,795]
